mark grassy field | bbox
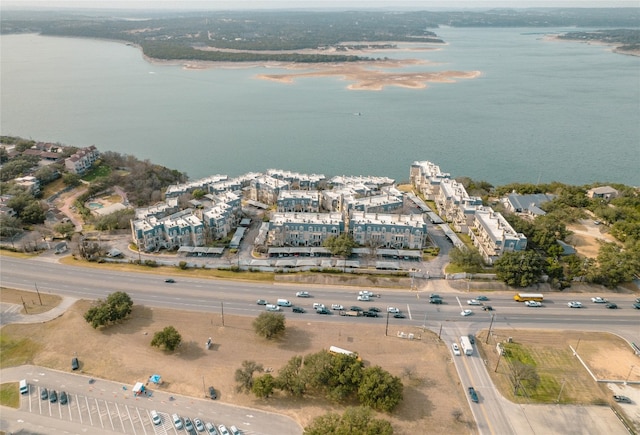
[476,329,637,405]
[0,382,20,408]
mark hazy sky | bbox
[3,0,638,10]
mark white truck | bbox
[460,336,474,356]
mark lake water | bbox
[1,28,638,186]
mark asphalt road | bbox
[1,256,638,435]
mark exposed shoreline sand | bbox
[544,34,640,57]
[144,42,481,91]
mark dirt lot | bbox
[0,289,474,434]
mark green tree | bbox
[20,201,46,224]
[322,233,358,258]
[357,366,404,412]
[62,173,82,187]
[235,360,264,394]
[252,373,275,398]
[150,325,182,351]
[0,215,22,238]
[448,246,484,272]
[510,361,540,395]
[84,291,133,328]
[275,355,306,397]
[253,312,286,340]
[304,406,393,435]
[54,222,75,238]
[494,251,544,287]
[590,242,640,288]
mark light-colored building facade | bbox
[277,190,320,213]
[249,175,290,205]
[266,169,325,190]
[268,212,344,247]
[470,208,528,265]
[349,211,427,250]
[410,160,451,200]
[64,145,99,175]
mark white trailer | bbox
[460,336,474,356]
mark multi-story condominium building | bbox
[14,176,41,195]
[266,169,326,190]
[132,209,204,252]
[164,175,228,198]
[343,186,404,215]
[277,190,320,213]
[409,160,451,200]
[135,198,179,220]
[64,145,99,175]
[249,175,290,205]
[470,208,527,265]
[435,178,482,232]
[268,212,344,247]
[349,211,427,250]
[320,188,356,213]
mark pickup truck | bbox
[339,310,362,317]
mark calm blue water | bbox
[1,28,638,186]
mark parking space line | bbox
[126,404,137,435]
[66,397,73,421]
[137,408,148,435]
[105,401,115,431]
[95,398,103,429]
[115,402,126,432]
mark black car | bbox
[292,306,305,313]
[482,305,494,311]
[363,311,378,317]
[40,388,48,400]
[634,302,640,309]
[71,357,79,370]
[368,307,381,312]
[208,386,217,400]
[468,334,475,344]
[164,278,175,283]
[429,298,443,304]
[60,391,68,405]
[49,390,58,403]
[468,387,479,403]
[349,306,363,312]
[605,303,618,309]
[613,395,632,403]
[393,313,406,319]
[316,307,331,315]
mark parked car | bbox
[205,422,219,435]
[393,313,406,319]
[605,303,618,309]
[567,301,583,308]
[208,386,217,400]
[49,390,58,403]
[150,410,162,425]
[71,357,79,370]
[452,343,461,356]
[218,425,231,435]
[165,278,175,283]
[40,388,48,400]
[476,296,489,301]
[194,418,205,432]
[296,291,310,298]
[331,304,344,310]
[460,309,473,316]
[613,395,632,403]
[172,414,184,430]
[591,297,607,303]
[292,306,305,313]
[387,307,400,313]
[185,418,195,433]
[59,391,68,405]
[525,301,542,307]
[316,307,331,315]
[467,299,482,305]
[256,299,268,305]
[229,425,242,435]
[468,387,479,403]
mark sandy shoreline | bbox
[144,41,481,91]
[544,34,640,57]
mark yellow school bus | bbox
[514,293,544,302]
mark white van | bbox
[19,379,28,395]
[277,299,292,307]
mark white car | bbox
[387,307,400,313]
[591,297,607,303]
[451,343,461,356]
[525,301,542,307]
[313,303,326,310]
[331,304,344,310]
[359,290,373,296]
[172,414,183,430]
[467,299,482,305]
[218,424,231,435]
[357,295,370,301]
[460,309,473,316]
[265,304,281,311]
[296,291,310,298]
[194,418,205,432]
[567,301,583,308]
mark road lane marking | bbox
[406,304,412,320]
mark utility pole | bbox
[494,347,503,372]
[556,379,566,403]
[34,283,43,305]
[485,314,495,344]
[221,302,225,326]
[202,375,206,398]
[385,311,389,336]
[21,296,28,314]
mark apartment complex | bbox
[64,146,99,175]
[268,212,344,247]
[350,211,427,250]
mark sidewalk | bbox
[0,296,78,326]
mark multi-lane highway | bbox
[2,255,638,434]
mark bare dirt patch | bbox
[0,288,62,315]
[1,300,474,433]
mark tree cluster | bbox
[304,406,393,435]
[322,234,358,258]
[240,350,404,412]
[252,312,286,340]
[150,325,182,351]
[84,291,133,329]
